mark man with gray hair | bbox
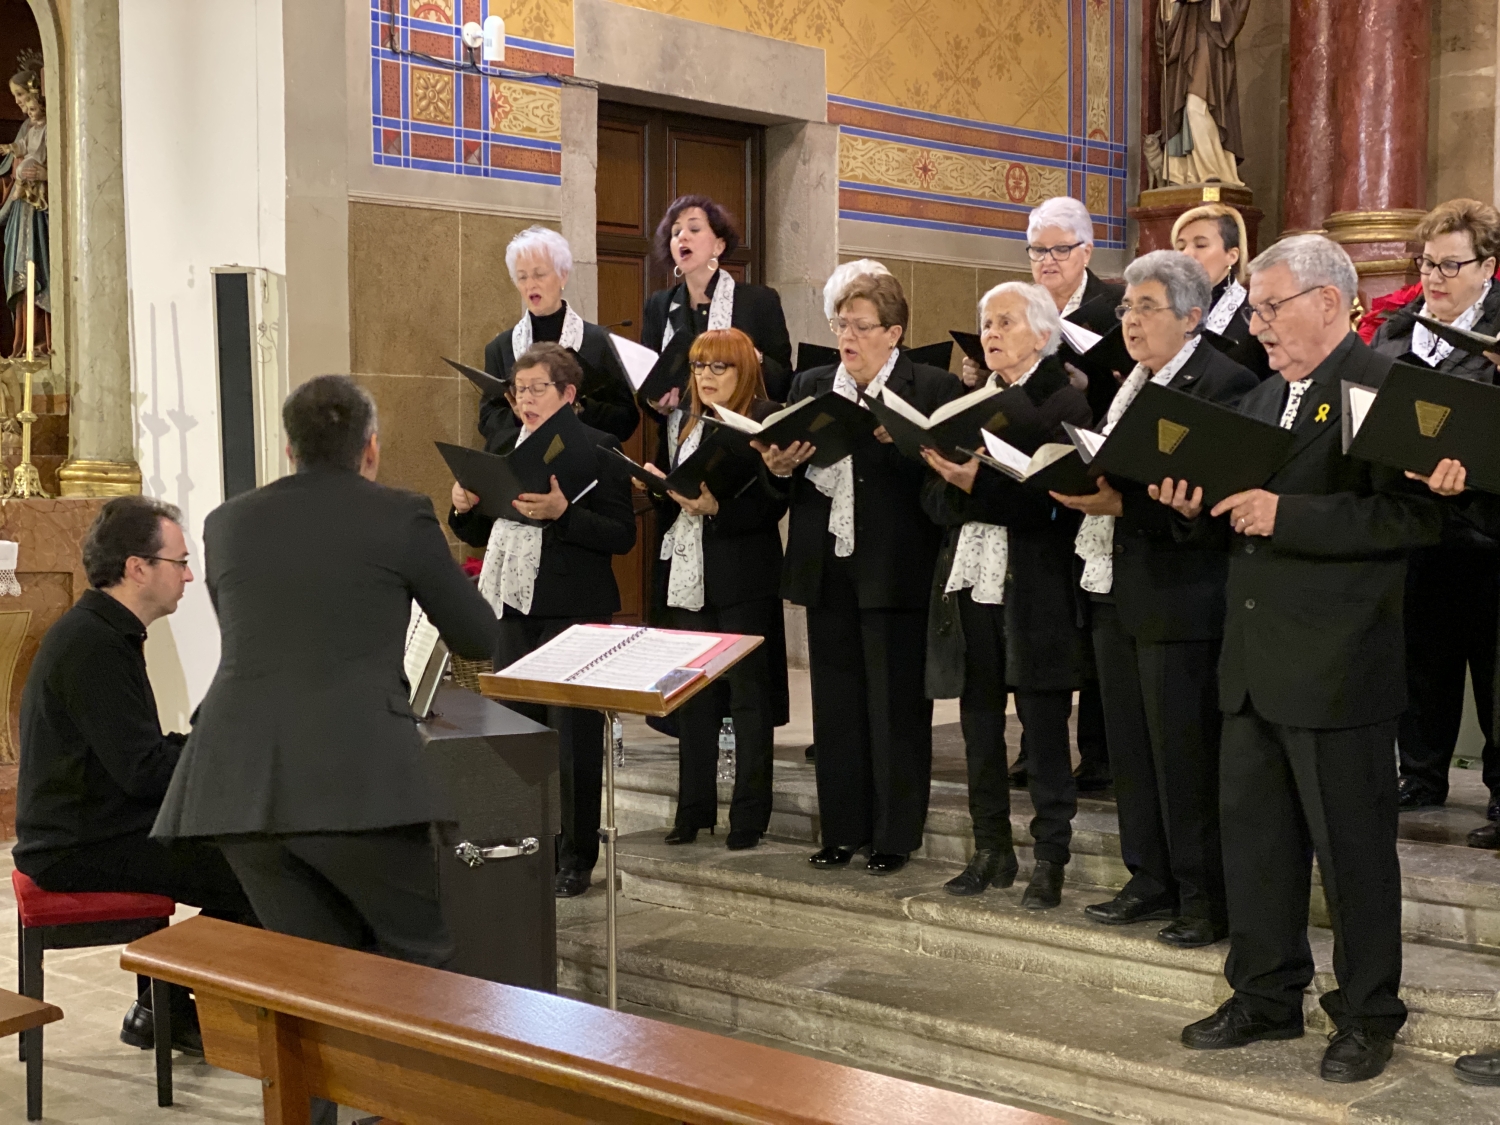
[1157,235,1446,1082]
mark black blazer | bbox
[1370,283,1500,384]
[450,422,637,620]
[641,275,794,403]
[152,470,500,839]
[1211,334,1446,728]
[924,357,1092,692]
[650,401,788,609]
[1111,343,1260,643]
[777,354,963,610]
[479,312,641,446]
[1069,268,1126,336]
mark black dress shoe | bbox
[1488,795,1500,822]
[725,829,761,851]
[1157,918,1227,948]
[1396,776,1444,811]
[1455,1047,1500,1085]
[1072,762,1112,793]
[120,999,204,1056]
[1021,860,1065,910]
[1468,822,1500,850]
[665,824,712,845]
[944,848,1019,896]
[1083,891,1175,925]
[553,869,591,898]
[1181,997,1302,1049]
[1320,1027,1393,1083]
[804,744,816,761]
[865,852,908,875]
[809,845,858,867]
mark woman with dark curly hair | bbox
[640,194,793,408]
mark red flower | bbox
[461,555,483,578]
[1356,282,1423,343]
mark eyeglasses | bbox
[689,361,735,376]
[1413,255,1480,278]
[829,317,885,337]
[1114,302,1176,320]
[144,556,190,569]
[512,380,559,398]
[1240,285,1323,324]
[1027,241,1084,262]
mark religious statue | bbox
[0,51,48,356]
[1157,0,1250,187]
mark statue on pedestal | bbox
[0,51,48,357]
[1157,0,1250,187]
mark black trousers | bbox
[1220,707,1406,1037]
[1091,600,1224,923]
[1076,680,1109,772]
[958,590,1076,864]
[497,613,608,873]
[806,557,932,854]
[664,598,779,835]
[1398,544,1500,800]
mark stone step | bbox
[609,751,1500,953]
[610,832,1500,1057]
[557,901,1500,1125]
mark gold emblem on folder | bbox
[985,410,1010,432]
[543,434,566,463]
[1157,418,1189,455]
[808,412,836,432]
[1414,400,1451,439]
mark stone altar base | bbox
[558,736,1500,1123]
[1129,184,1263,259]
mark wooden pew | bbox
[122,916,1061,1125]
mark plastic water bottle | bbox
[716,717,736,783]
[612,715,625,767]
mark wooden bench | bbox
[0,989,62,1120]
[122,915,1062,1125]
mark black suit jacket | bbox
[1070,269,1127,420]
[650,401,788,609]
[152,470,500,839]
[479,315,640,446]
[641,277,794,403]
[1210,334,1446,728]
[1370,283,1500,384]
[1111,343,1260,643]
[777,354,963,610]
[450,422,636,620]
[924,357,1093,691]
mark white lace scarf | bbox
[477,427,544,617]
[944,363,1040,605]
[1062,274,1089,318]
[1204,277,1246,335]
[1075,336,1202,595]
[1412,280,1492,367]
[804,348,901,558]
[658,410,707,611]
[663,270,735,350]
[511,300,585,358]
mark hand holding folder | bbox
[436,406,599,526]
[609,424,756,502]
[1343,362,1500,494]
[709,392,879,468]
[867,381,1015,462]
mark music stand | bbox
[478,630,763,1009]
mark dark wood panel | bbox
[597,122,646,236]
[669,133,750,243]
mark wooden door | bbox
[596,103,765,624]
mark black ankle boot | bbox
[944,848,1019,896]
[665,824,713,845]
[1021,859,1065,910]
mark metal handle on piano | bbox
[454,837,540,867]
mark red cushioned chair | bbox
[11,869,175,1120]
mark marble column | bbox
[1281,0,1336,236]
[57,0,140,496]
[1322,0,1431,304]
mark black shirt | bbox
[526,304,567,342]
[13,589,184,871]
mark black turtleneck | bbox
[528,303,567,343]
[1210,275,1230,309]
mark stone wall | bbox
[1429,0,1498,207]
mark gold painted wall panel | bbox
[840,133,1067,207]
[489,79,562,141]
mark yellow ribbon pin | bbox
[1314,403,1330,423]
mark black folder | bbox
[707,392,879,468]
[907,340,954,370]
[608,425,756,502]
[1412,314,1500,359]
[435,407,598,526]
[950,330,986,366]
[1060,323,1134,386]
[866,382,1016,462]
[795,342,840,374]
[638,330,695,403]
[444,356,510,400]
[1078,381,1296,507]
[1346,362,1500,494]
[961,438,1099,497]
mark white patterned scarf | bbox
[944,362,1040,605]
[1279,377,1312,429]
[663,270,735,350]
[658,410,707,611]
[476,427,544,617]
[1412,280,1492,367]
[804,347,901,558]
[1076,336,1202,595]
[1062,273,1089,318]
[511,300,585,358]
[1204,277,1247,335]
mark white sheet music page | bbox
[498,624,640,682]
[404,603,441,694]
[610,335,659,392]
[572,631,721,691]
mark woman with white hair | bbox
[1054,250,1256,949]
[920,281,1093,908]
[478,225,639,446]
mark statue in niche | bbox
[1157,0,1250,187]
[0,51,49,356]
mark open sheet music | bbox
[498,624,722,696]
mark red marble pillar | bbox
[1281,0,1336,235]
[1322,0,1431,305]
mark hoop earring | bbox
[708,257,719,273]
[674,265,683,279]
